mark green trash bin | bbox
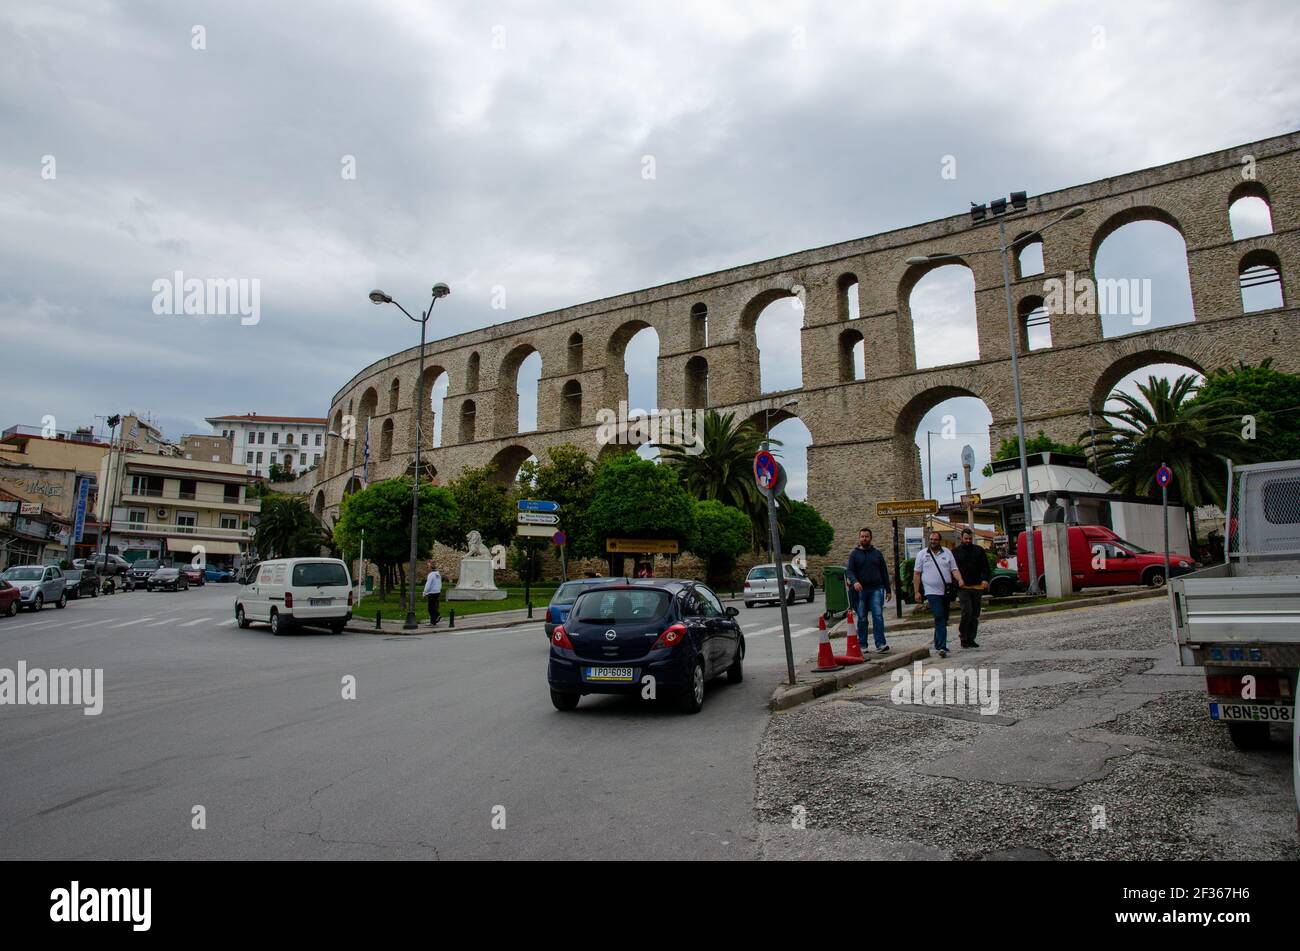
[823,565,849,617]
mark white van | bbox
[235,558,353,635]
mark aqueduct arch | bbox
[317,131,1300,554]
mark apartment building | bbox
[0,424,110,564]
[95,450,260,567]
[179,433,233,464]
[207,413,327,478]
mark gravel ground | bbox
[754,598,1299,860]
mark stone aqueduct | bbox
[314,131,1300,555]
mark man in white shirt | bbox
[422,568,442,626]
[913,531,965,658]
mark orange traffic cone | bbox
[818,613,827,631]
[846,608,855,627]
[838,628,867,665]
[813,624,843,673]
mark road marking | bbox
[3,618,48,630]
[218,619,236,626]
[109,618,150,629]
[68,618,114,629]
[147,618,173,627]
[181,617,212,627]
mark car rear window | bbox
[552,582,590,605]
[748,566,776,579]
[574,588,671,623]
[293,562,349,587]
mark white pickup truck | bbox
[1169,459,1300,833]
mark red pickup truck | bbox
[1017,524,1196,590]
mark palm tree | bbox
[257,493,331,559]
[1082,374,1262,546]
[655,410,783,545]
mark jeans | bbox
[925,594,950,651]
[426,593,441,623]
[854,586,887,650]
[957,589,982,645]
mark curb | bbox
[769,645,930,711]
[344,610,538,636]
[827,586,1164,638]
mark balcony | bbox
[119,487,257,511]
[111,520,251,542]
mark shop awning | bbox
[167,538,243,555]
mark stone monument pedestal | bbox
[1040,521,1074,598]
[446,556,507,601]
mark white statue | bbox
[447,529,507,601]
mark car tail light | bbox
[551,625,574,650]
[284,592,293,609]
[743,581,751,589]
[651,622,688,650]
[1207,674,1290,699]
[347,591,354,606]
[545,606,553,624]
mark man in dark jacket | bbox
[952,527,990,648]
[845,527,892,653]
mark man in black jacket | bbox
[952,527,990,648]
[845,527,892,653]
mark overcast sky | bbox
[3,0,1296,502]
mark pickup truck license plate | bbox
[1209,702,1294,723]
[309,597,332,607]
[584,666,634,683]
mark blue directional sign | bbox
[518,499,560,513]
[1155,464,1173,488]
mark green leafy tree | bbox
[689,499,752,585]
[267,463,297,483]
[655,410,779,541]
[517,443,598,559]
[981,431,1085,477]
[1082,374,1262,546]
[333,478,459,598]
[445,464,516,550]
[257,493,331,559]
[1188,359,1300,463]
[587,454,697,568]
[780,499,834,557]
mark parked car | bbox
[547,580,744,714]
[235,557,354,635]
[1017,525,1197,590]
[61,569,100,599]
[126,558,162,590]
[988,564,1024,598]
[74,554,129,576]
[543,577,630,640]
[204,565,235,583]
[0,580,21,617]
[0,564,68,611]
[743,563,815,607]
[146,567,188,592]
[179,565,206,586]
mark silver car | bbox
[743,563,814,607]
[0,564,68,611]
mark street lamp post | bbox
[369,284,451,629]
[906,201,1085,595]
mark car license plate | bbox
[1209,702,1294,723]
[310,597,332,606]
[584,666,634,683]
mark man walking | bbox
[845,527,892,654]
[952,527,990,648]
[913,530,964,658]
[423,567,442,626]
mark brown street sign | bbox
[606,538,680,554]
[875,499,939,517]
[960,493,982,506]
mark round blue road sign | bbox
[552,530,567,547]
[754,450,779,489]
[1155,464,1173,488]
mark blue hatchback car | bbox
[547,580,744,714]
[543,576,628,640]
[203,565,235,583]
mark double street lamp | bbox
[369,283,451,629]
[906,200,1086,595]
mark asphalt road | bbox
[0,580,830,859]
